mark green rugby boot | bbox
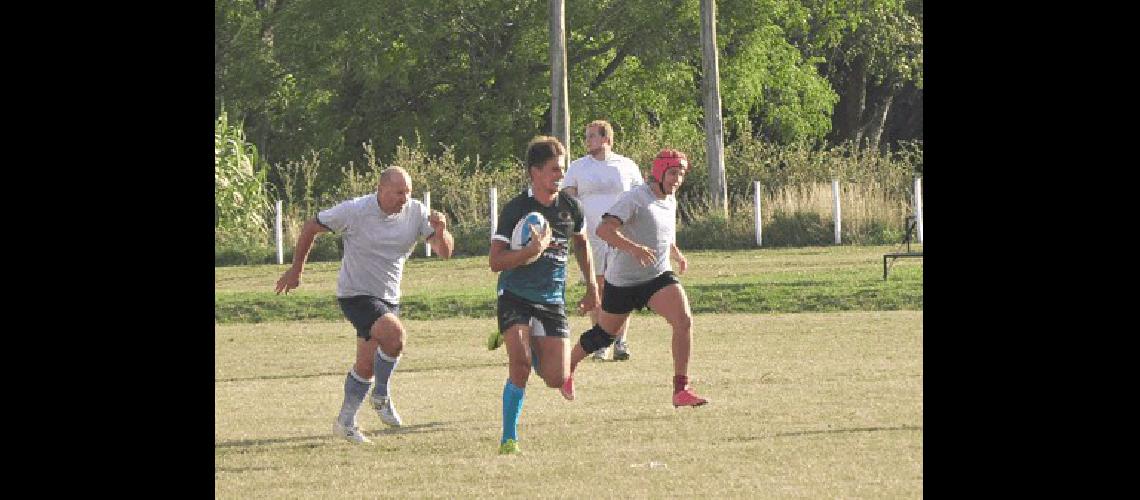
[487,328,504,351]
[498,439,520,455]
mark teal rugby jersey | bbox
[492,187,585,304]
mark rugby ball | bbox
[510,212,549,250]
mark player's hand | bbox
[577,282,599,315]
[429,210,448,233]
[275,268,302,295]
[675,252,688,275]
[629,244,657,267]
[527,222,552,254]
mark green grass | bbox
[215,247,923,497]
[215,245,922,323]
[215,311,923,498]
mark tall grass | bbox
[216,126,922,265]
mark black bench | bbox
[883,216,922,280]
[883,252,923,280]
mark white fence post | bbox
[753,181,762,246]
[832,179,842,244]
[275,200,284,265]
[914,177,923,244]
[424,191,432,257]
[490,187,498,237]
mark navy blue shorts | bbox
[601,271,681,314]
[496,290,569,338]
[337,295,401,340]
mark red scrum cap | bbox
[651,148,689,182]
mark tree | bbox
[214,0,874,197]
[792,0,923,149]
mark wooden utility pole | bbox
[550,0,571,167]
[700,0,727,217]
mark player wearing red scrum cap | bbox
[562,120,645,361]
[560,148,709,408]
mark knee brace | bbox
[579,324,616,353]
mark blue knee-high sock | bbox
[372,348,400,399]
[338,368,373,426]
[501,379,525,444]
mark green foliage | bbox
[215,228,342,267]
[788,0,923,147]
[215,0,881,189]
[843,218,902,245]
[794,0,923,87]
[215,110,272,241]
[443,223,499,258]
[382,138,525,231]
[269,0,552,170]
[676,209,756,250]
[214,124,921,265]
[763,211,832,247]
[717,2,839,142]
[259,138,526,263]
[676,204,901,249]
[215,228,274,267]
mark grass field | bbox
[215,245,922,322]
[215,245,922,497]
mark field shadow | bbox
[215,371,344,383]
[215,465,280,473]
[397,362,504,374]
[216,362,504,383]
[365,421,450,437]
[215,422,451,450]
[216,434,334,449]
[726,424,922,442]
[601,412,693,425]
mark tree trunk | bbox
[700,0,727,217]
[589,47,628,90]
[830,54,867,145]
[883,84,922,147]
[549,0,571,164]
[861,82,896,150]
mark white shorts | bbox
[588,233,610,276]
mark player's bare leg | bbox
[648,284,707,407]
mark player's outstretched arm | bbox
[276,218,329,294]
[571,233,599,314]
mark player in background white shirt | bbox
[561,120,644,361]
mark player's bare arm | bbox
[275,218,330,294]
[596,215,655,267]
[488,222,552,272]
[671,242,687,275]
[427,209,455,259]
[571,232,599,314]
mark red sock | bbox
[673,375,689,394]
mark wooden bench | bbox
[883,252,923,280]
